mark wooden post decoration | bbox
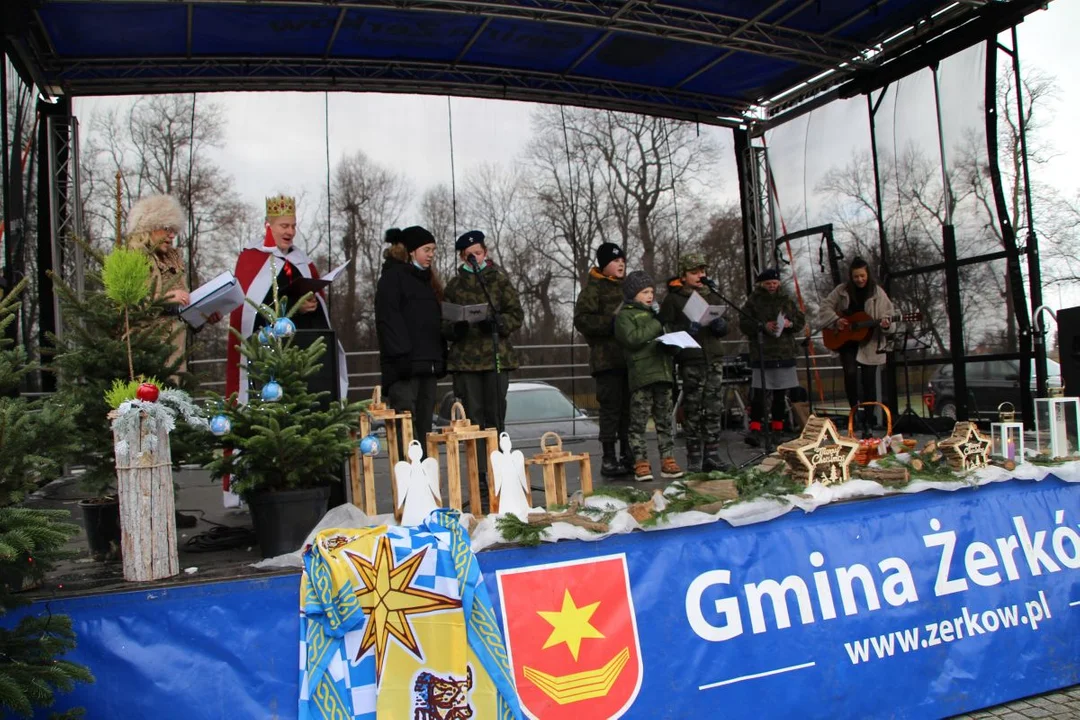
[489,432,532,518]
[348,385,414,516]
[524,431,594,508]
[777,415,860,487]
[114,170,123,248]
[111,411,179,582]
[426,403,497,516]
[394,440,441,526]
[938,422,992,471]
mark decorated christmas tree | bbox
[0,279,94,717]
[206,292,363,499]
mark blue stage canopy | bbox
[0,1,1049,127]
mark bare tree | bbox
[331,150,411,349]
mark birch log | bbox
[113,412,179,581]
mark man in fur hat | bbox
[224,195,348,505]
[125,194,222,376]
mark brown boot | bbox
[661,457,684,479]
[633,460,653,482]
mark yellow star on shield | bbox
[346,535,461,682]
[537,589,606,661]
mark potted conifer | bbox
[206,291,363,558]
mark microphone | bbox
[467,255,481,270]
[702,276,720,294]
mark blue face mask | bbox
[463,259,487,272]
[412,260,426,271]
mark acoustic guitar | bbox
[822,311,921,351]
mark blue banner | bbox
[10,477,1080,719]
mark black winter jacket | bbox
[374,257,446,388]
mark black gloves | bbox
[709,317,728,337]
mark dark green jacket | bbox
[615,301,674,392]
[738,286,806,367]
[443,262,524,372]
[574,268,625,374]
[658,278,728,365]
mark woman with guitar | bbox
[817,258,896,421]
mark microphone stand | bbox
[470,257,503,510]
[703,278,776,464]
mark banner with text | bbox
[479,478,1080,719]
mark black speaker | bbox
[293,329,341,409]
[1059,305,1080,398]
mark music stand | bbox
[886,328,939,438]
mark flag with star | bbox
[299,512,523,720]
[496,554,643,719]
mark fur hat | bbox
[126,195,184,236]
[622,270,654,302]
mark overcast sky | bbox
[71,1,1079,311]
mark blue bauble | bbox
[359,434,380,457]
[273,317,296,339]
[257,326,274,345]
[209,414,232,436]
[261,380,283,402]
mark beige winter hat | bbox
[126,194,184,235]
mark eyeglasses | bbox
[155,226,180,236]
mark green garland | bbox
[872,454,967,485]
[587,485,652,504]
[495,514,548,547]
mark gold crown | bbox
[265,195,296,218]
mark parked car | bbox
[924,358,1062,420]
[435,381,598,443]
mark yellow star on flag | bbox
[347,535,461,682]
[537,589,605,661]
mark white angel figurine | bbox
[394,440,441,526]
[489,432,531,519]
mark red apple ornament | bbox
[136,383,160,402]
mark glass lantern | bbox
[990,422,1024,462]
[1034,397,1080,459]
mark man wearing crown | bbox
[222,195,349,504]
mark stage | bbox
[10,450,1080,719]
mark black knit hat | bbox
[622,270,654,302]
[756,267,781,283]
[385,226,435,252]
[597,242,625,269]
[455,230,485,252]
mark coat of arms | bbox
[496,554,643,719]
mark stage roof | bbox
[1,0,1048,128]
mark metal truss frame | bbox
[45,113,84,342]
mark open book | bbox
[681,290,726,324]
[287,260,351,297]
[180,271,245,329]
[442,302,491,324]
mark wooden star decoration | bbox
[777,415,860,486]
[345,536,461,684]
[939,422,992,471]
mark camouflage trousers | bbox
[680,361,725,444]
[629,382,675,462]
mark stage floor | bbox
[24,425,931,600]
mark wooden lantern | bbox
[938,421,992,471]
[426,402,499,515]
[348,386,414,516]
[524,432,594,508]
[777,415,859,487]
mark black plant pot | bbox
[79,497,121,561]
[247,486,331,559]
